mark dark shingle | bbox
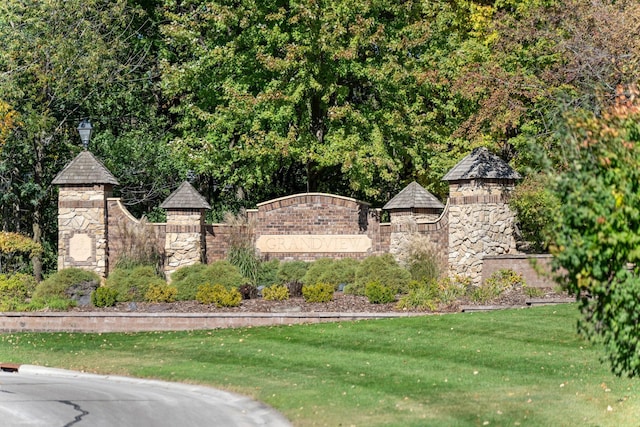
[442,147,521,182]
[160,181,211,210]
[52,151,119,185]
[383,181,445,210]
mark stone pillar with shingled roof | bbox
[160,181,211,281]
[442,147,521,284]
[383,181,445,262]
[52,151,119,277]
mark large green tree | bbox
[0,0,164,278]
[160,0,475,208]
[553,86,640,377]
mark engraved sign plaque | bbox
[256,235,371,253]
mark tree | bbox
[159,0,475,208]
[552,85,640,377]
[0,0,165,277]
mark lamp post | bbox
[77,119,93,150]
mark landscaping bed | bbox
[70,286,570,314]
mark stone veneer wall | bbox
[448,180,518,284]
[57,185,111,276]
[388,203,449,264]
[164,209,205,279]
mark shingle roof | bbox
[442,147,521,182]
[383,181,445,210]
[52,151,119,185]
[160,181,211,210]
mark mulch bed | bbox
[71,287,569,314]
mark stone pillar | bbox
[164,209,206,281]
[447,180,518,284]
[57,184,112,277]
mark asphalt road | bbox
[0,366,292,427]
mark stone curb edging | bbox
[0,311,427,333]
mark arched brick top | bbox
[256,193,368,212]
[252,193,370,237]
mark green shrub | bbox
[403,234,445,283]
[437,276,470,305]
[396,286,440,311]
[91,287,119,308]
[196,283,242,307]
[262,284,290,301]
[469,269,525,304]
[523,284,545,298]
[227,246,260,285]
[105,265,166,302]
[33,268,99,300]
[144,283,178,303]
[303,258,360,289]
[0,273,36,302]
[347,254,410,296]
[257,259,280,287]
[277,261,309,284]
[365,281,396,304]
[172,261,245,301]
[302,282,334,303]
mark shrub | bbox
[262,284,290,301]
[469,269,525,304]
[224,210,259,285]
[257,259,280,287]
[302,282,334,303]
[0,273,36,301]
[365,281,396,304]
[196,283,242,307]
[105,265,166,302]
[402,234,446,283]
[277,261,309,284]
[347,254,411,296]
[144,283,178,303]
[171,261,246,301]
[437,276,470,305]
[286,280,304,298]
[33,268,99,301]
[113,217,161,270]
[303,258,360,289]
[239,283,258,299]
[91,287,119,308]
[396,284,440,311]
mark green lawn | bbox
[1,304,638,426]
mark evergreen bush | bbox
[91,287,119,308]
[171,261,245,301]
[346,254,410,296]
[262,284,290,301]
[105,265,166,302]
[277,261,309,284]
[196,283,242,307]
[33,268,99,301]
[365,281,396,304]
[302,282,334,303]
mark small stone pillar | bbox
[443,148,521,284]
[383,181,445,263]
[160,181,211,281]
[52,151,119,277]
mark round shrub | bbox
[303,258,360,289]
[172,261,245,301]
[365,281,396,304]
[196,283,242,307]
[262,284,289,301]
[144,283,178,303]
[105,265,166,302]
[347,254,411,296]
[257,259,280,287]
[302,282,334,303]
[91,287,119,308]
[33,268,99,301]
[277,261,309,284]
[0,273,37,311]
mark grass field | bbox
[1,304,638,426]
